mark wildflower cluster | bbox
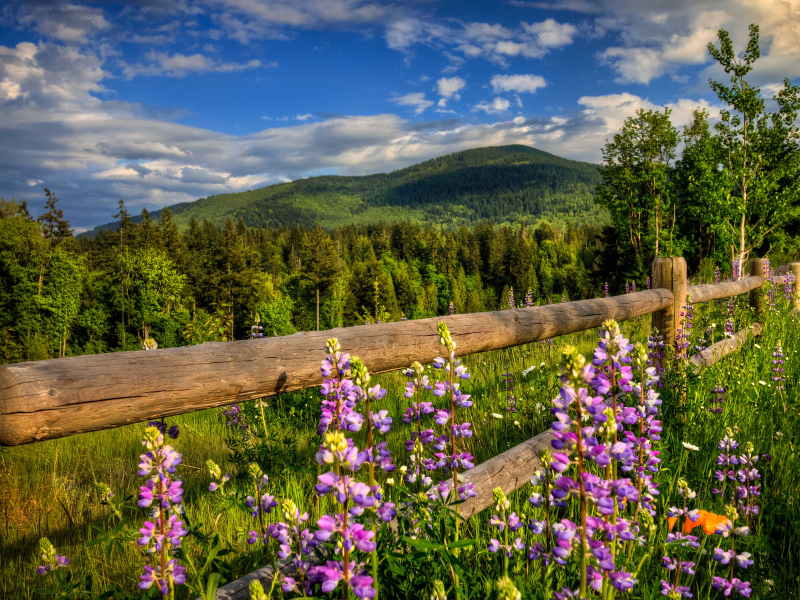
[710,506,752,597]
[503,367,517,413]
[529,320,661,597]
[319,338,363,435]
[772,341,785,391]
[430,322,475,502]
[710,383,726,414]
[136,425,187,595]
[308,431,380,598]
[662,479,699,598]
[36,538,71,575]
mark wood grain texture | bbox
[204,559,296,600]
[686,276,764,304]
[0,291,673,447]
[689,323,762,370]
[458,429,555,519]
[652,257,687,347]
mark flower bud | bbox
[249,579,269,600]
[207,460,222,480]
[325,337,341,355]
[495,576,521,600]
[430,579,447,600]
[350,357,371,387]
[248,462,265,482]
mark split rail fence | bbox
[1,257,798,599]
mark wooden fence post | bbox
[652,257,688,348]
[791,262,800,311]
[749,258,764,316]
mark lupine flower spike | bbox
[136,425,187,597]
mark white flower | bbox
[758,380,766,386]
[522,365,537,378]
[682,442,699,451]
[386,478,395,486]
[711,323,717,328]
[399,465,408,474]
[514,420,520,427]
[492,413,504,419]
[754,344,761,349]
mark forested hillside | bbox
[0,191,611,362]
[85,145,606,234]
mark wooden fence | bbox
[0,257,798,598]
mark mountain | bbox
[85,145,607,234]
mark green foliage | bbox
[118,246,186,344]
[596,107,679,280]
[84,145,607,233]
[706,24,800,265]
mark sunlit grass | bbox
[1,302,799,599]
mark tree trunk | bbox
[316,287,320,332]
[738,212,747,278]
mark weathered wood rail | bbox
[0,290,673,446]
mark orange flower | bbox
[702,513,728,535]
[667,510,725,535]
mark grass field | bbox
[1,292,799,599]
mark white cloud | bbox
[435,76,466,107]
[473,97,510,114]
[295,113,314,121]
[490,74,547,94]
[390,92,433,114]
[587,1,800,86]
[509,0,603,14]
[598,47,664,84]
[0,45,728,231]
[522,19,578,48]
[11,3,111,45]
[121,52,266,79]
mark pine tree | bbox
[112,199,132,249]
[37,188,73,246]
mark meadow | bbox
[1,278,799,600]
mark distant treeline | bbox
[0,192,624,363]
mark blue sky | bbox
[1,0,799,230]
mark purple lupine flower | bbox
[715,267,721,284]
[309,431,381,598]
[604,282,610,297]
[711,577,751,598]
[772,341,785,391]
[250,318,264,339]
[448,301,455,315]
[525,289,534,307]
[136,425,187,594]
[507,287,515,309]
[36,538,70,575]
[710,383,726,415]
[146,420,180,440]
[318,338,365,435]
[503,367,517,413]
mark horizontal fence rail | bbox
[0,290,673,446]
[686,276,764,304]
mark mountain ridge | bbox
[84,145,607,235]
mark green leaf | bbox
[402,536,443,551]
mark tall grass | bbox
[1,301,798,599]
